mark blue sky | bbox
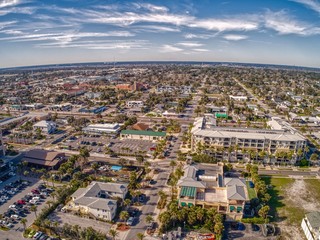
[1,0,320,68]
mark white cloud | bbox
[0,6,35,15]
[184,33,212,39]
[0,0,20,8]
[188,19,258,31]
[160,44,183,53]
[264,10,316,35]
[36,40,148,50]
[177,42,203,47]
[134,25,180,32]
[133,3,169,13]
[192,48,209,52]
[223,34,248,41]
[291,0,320,14]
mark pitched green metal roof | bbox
[121,130,166,137]
[215,113,228,118]
[180,186,196,197]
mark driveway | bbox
[48,212,112,234]
[122,171,169,240]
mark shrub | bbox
[241,217,265,224]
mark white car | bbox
[6,223,14,228]
[9,205,16,209]
[29,200,38,204]
[32,197,40,201]
[11,214,20,220]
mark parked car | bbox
[126,217,134,226]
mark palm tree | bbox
[91,162,99,178]
[119,211,129,222]
[20,218,27,231]
[109,229,119,240]
[79,147,90,170]
[123,199,131,209]
[170,160,177,173]
[145,214,154,225]
[30,205,38,217]
[46,200,53,208]
[136,233,145,240]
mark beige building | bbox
[69,181,128,221]
[177,164,248,221]
[120,130,166,141]
[191,115,306,164]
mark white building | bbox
[191,115,306,164]
[33,120,57,134]
[70,181,128,221]
[302,212,320,240]
[126,101,144,108]
[82,123,120,135]
[229,95,248,101]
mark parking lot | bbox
[48,212,112,235]
[0,176,54,234]
[59,135,156,156]
[225,222,275,240]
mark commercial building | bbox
[82,123,120,135]
[177,164,249,221]
[126,101,144,108]
[69,181,128,221]
[79,106,107,114]
[0,131,5,156]
[301,212,320,240]
[22,149,65,170]
[120,130,166,141]
[191,115,306,164]
[33,120,57,134]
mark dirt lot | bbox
[263,176,320,240]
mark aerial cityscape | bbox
[1,1,320,240]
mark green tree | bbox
[119,211,129,222]
[91,162,99,178]
[108,229,119,240]
[145,214,154,225]
[30,205,38,217]
[136,233,145,240]
[258,205,270,219]
[20,218,27,231]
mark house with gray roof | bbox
[302,212,320,240]
[177,164,249,221]
[68,181,128,221]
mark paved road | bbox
[123,171,169,240]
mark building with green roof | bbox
[120,130,166,141]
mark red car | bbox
[31,189,40,194]
[17,200,26,205]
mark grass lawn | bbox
[246,181,257,199]
[261,177,297,223]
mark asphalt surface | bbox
[123,171,169,240]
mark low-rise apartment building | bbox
[191,115,306,164]
[69,181,128,221]
[177,164,248,221]
[301,212,320,240]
